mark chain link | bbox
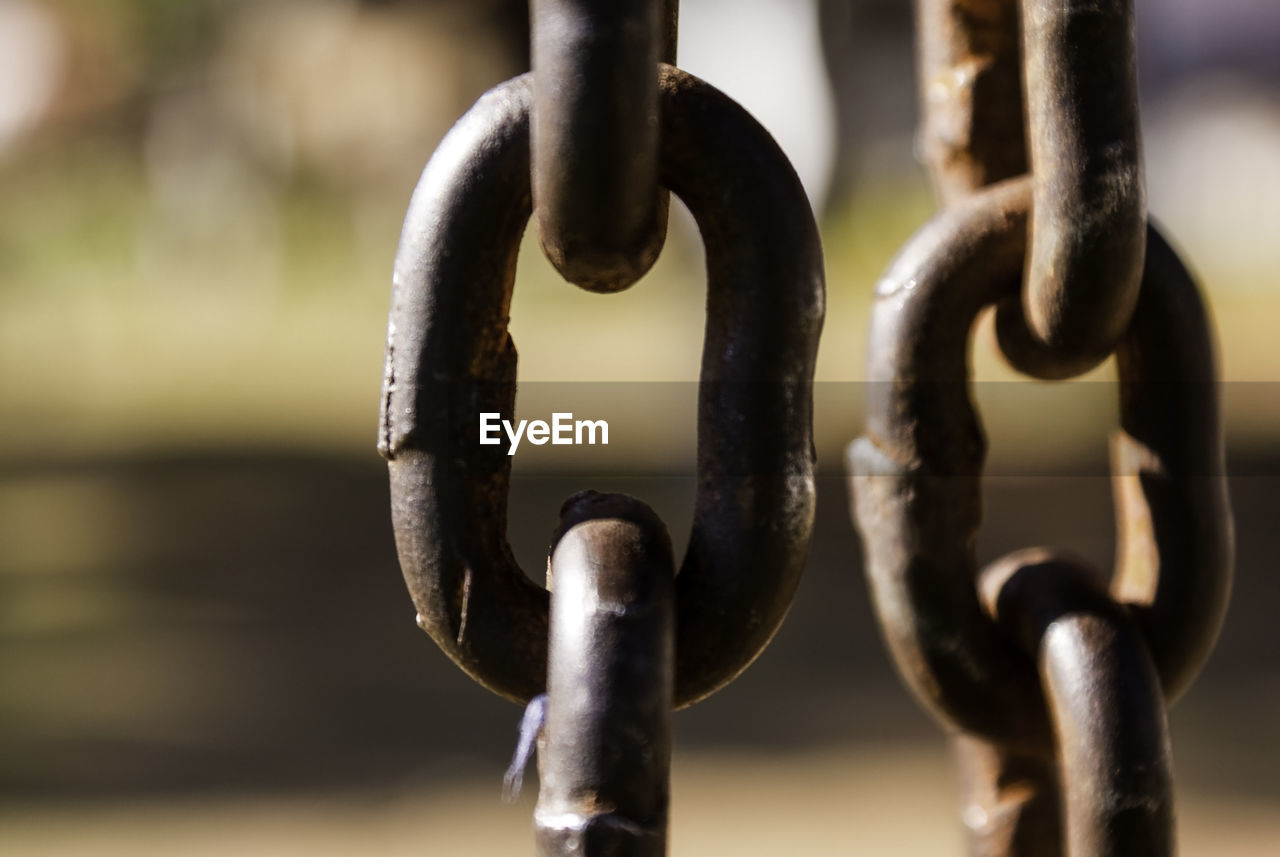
[531,0,680,292]
[979,549,1175,857]
[535,492,674,855]
[380,66,822,709]
[919,0,1145,378]
[997,0,1145,379]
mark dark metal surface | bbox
[981,550,1175,857]
[919,0,1146,379]
[380,66,823,708]
[996,0,1146,378]
[849,178,1054,749]
[535,492,674,857]
[531,0,680,292]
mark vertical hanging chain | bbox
[850,1,1233,856]
[381,2,822,855]
[535,493,675,856]
[1010,0,1144,376]
[920,0,1145,378]
[530,0,680,292]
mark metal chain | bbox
[531,0,679,292]
[379,2,823,853]
[379,1,1230,853]
[919,0,1145,378]
[380,66,822,707]
[535,492,674,855]
[851,1,1234,855]
[1004,0,1145,378]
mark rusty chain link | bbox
[851,2,1233,856]
[380,3,822,852]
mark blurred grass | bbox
[1,141,383,453]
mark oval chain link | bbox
[380,66,823,709]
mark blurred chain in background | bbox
[851,1,1233,854]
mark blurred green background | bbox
[2,0,1278,854]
